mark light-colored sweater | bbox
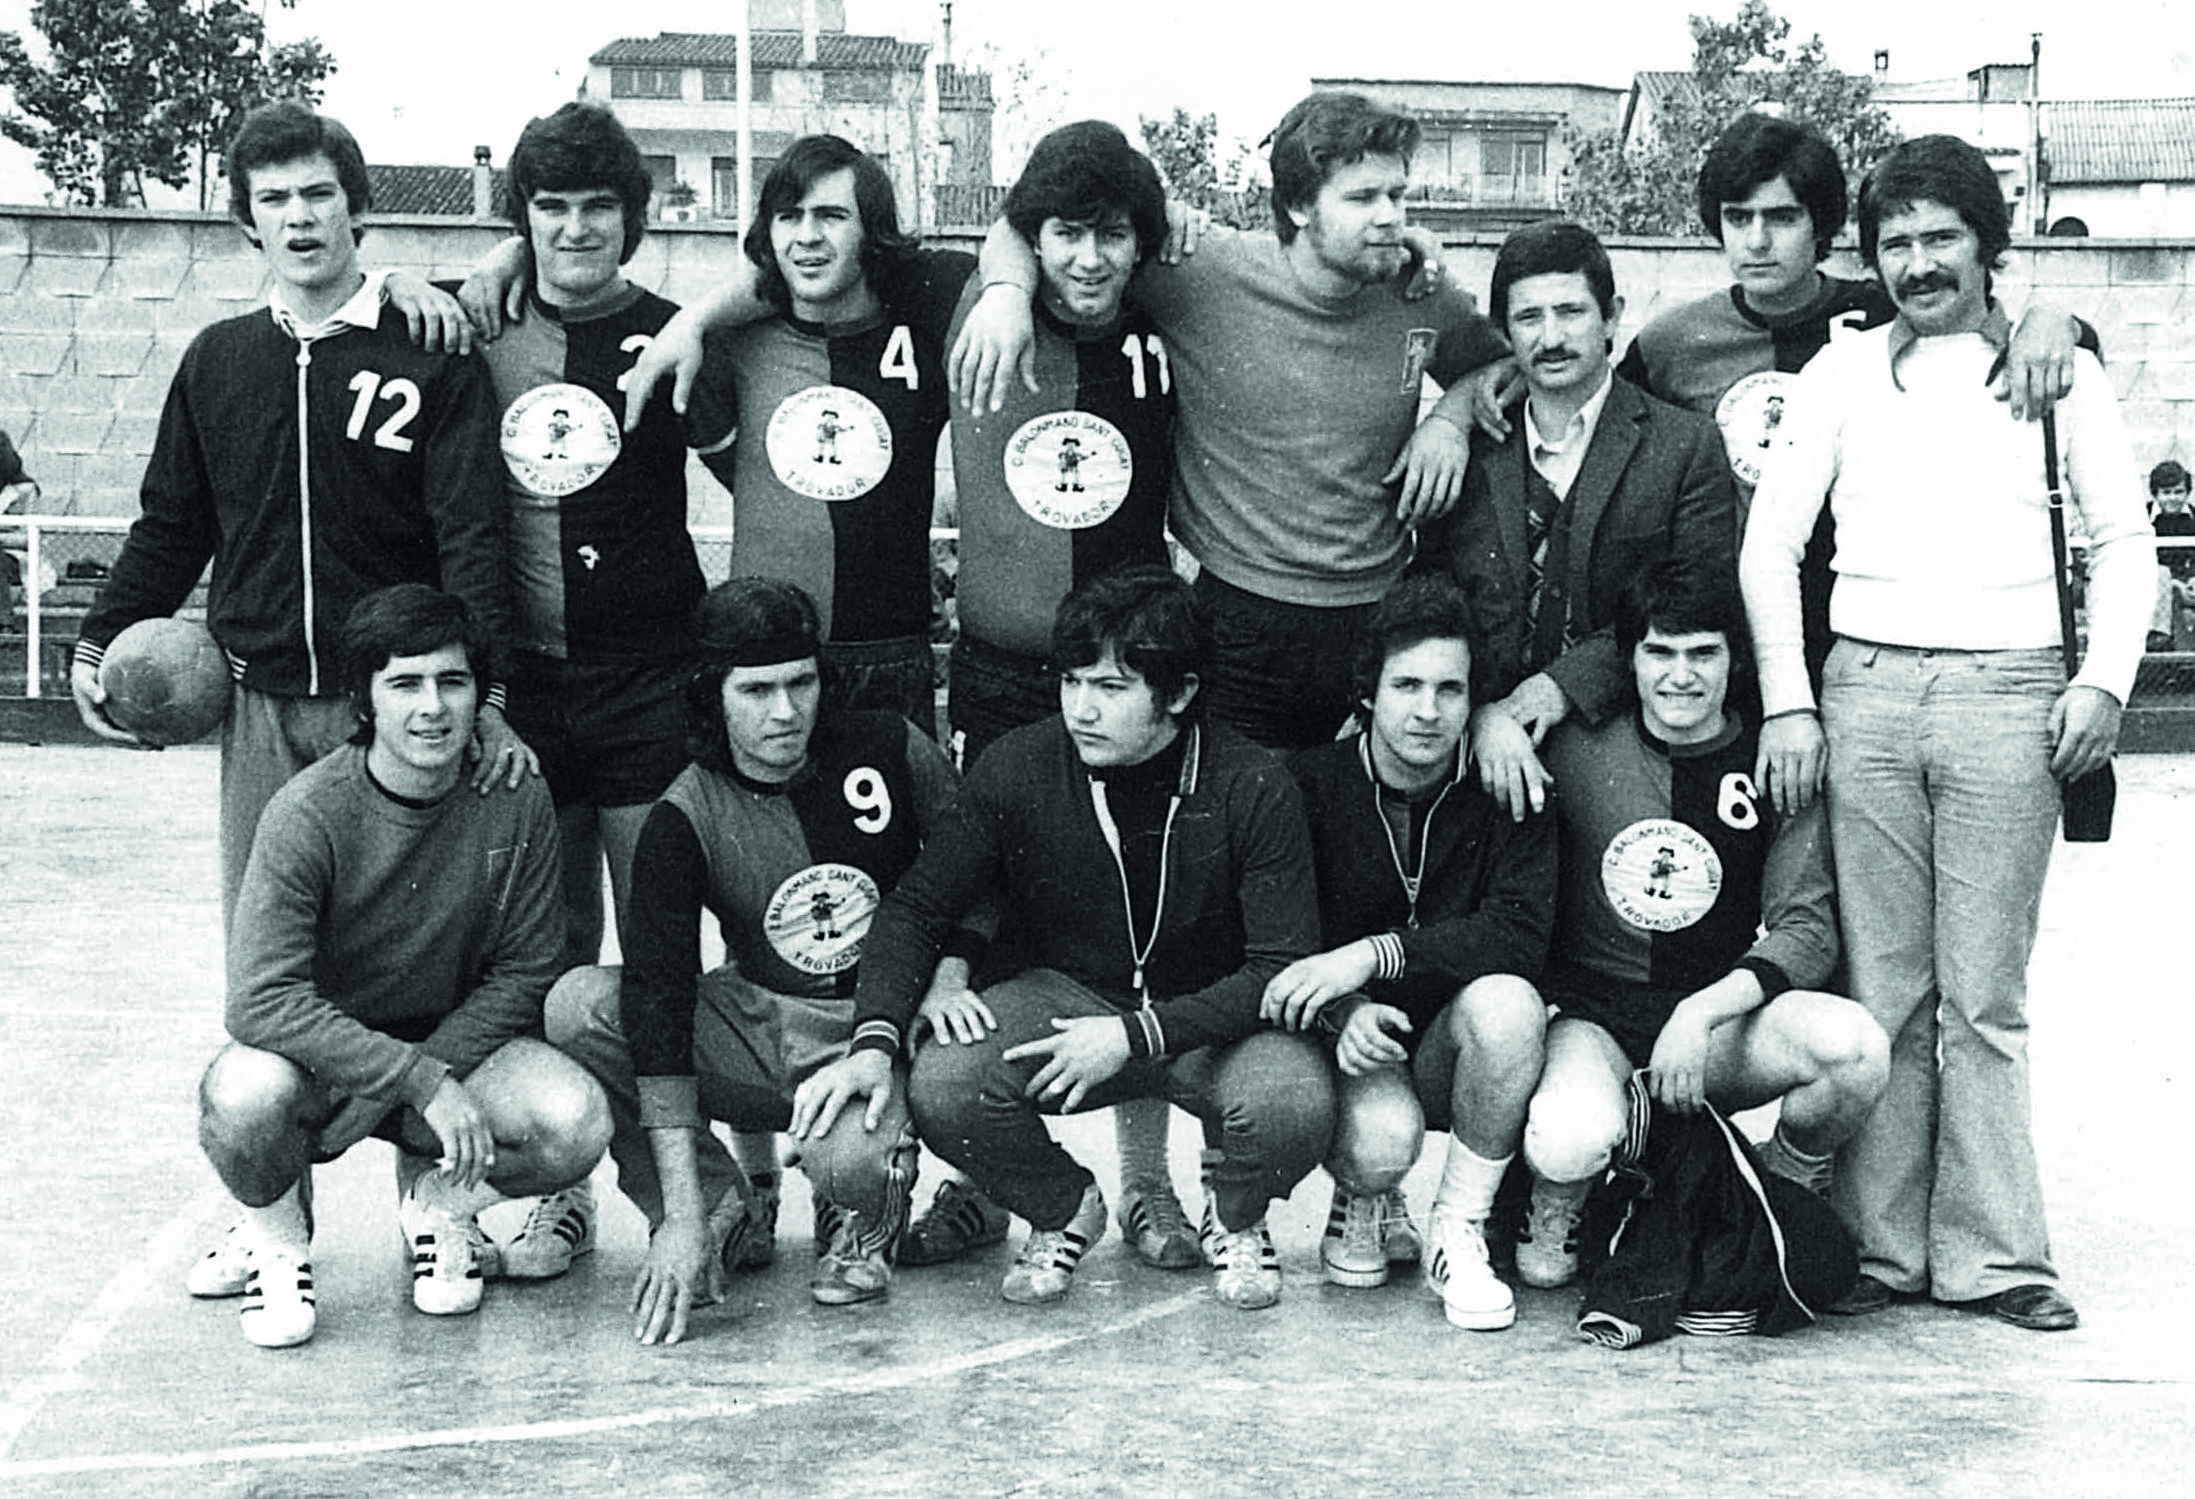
[1134,229,1507,607]
[1742,321,2153,715]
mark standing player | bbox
[459,102,738,974]
[1260,574,1557,1330]
[191,586,607,1348]
[1616,111,2084,702]
[952,91,1510,751]
[70,102,528,927]
[545,578,968,1342]
[902,120,1196,1275]
[1516,565,1885,1298]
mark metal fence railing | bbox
[5,519,965,699]
[9,515,2185,702]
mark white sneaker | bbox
[238,1235,316,1348]
[1321,1187,1388,1287]
[501,1183,595,1280]
[1515,1176,1588,1290]
[1002,1183,1106,1305]
[1208,1216,1282,1311]
[1425,1211,1515,1331]
[187,1222,253,1299]
[400,1170,488,1317]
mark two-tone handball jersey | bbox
[621,711,959,1080]
[1543,711,1833,1006]
[719,251,976,645]
[472,284,737,663]
[1617,278,1891,491]
[948,292,1176,660]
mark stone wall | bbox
[3,205,2192,521]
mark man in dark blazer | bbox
[1427,221,1739,820]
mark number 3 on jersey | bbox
[845,766,894,832]
[345,371,422,452]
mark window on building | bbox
[703,69,773,102]
[1411,131,1464,199]
[821,70,890,104]
[1481,135,1547,204]
[712,156,781,219]
[612,66,683,100]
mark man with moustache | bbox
[1429,220,1739,822]
[953,91,1510,751]
[1741,135,2152,1331]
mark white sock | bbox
[243,1179,309,1251]
[1432,1141,1511,1223]
[1114,1095,1175,1190]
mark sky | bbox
[0,0,2191,202]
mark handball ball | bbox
[99,618,231,746]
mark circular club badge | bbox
[1601,819,1722,933]
[501,383,622,497]
[764,863,882,976]
[1713,370,1797,487]
[1003,411,1133,528]
[765,386,893,501]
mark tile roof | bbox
[2047,99,2195,183]
[591,31,929,71]
[367,164,503,217]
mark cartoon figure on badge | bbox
[502,383,622,497]
[765,862,882,975]
[766,386,893,501]
[1603,819,1722,933]
[1055,435,1086,493]
[1713,370,1796,487]
[1005,411,1132,528]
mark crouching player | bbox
[1514,564,1887,1292]
[791,567,1332,1311]
[546,578,965,1344]
[1262,575,1557,1329]
[191,585,609,1349]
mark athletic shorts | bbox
[503,651,687,809]
[1541,971,1681,1071]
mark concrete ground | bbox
[1,742,2190,1498]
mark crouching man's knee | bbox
[1327,1066,1425,1195]
[475,1038,612,1193]
[544,964,622,1049]
[198,1043,316,1202]
[1521,1082,1624,1185]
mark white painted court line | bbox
[0,1193,221,1463]
[0,1288,1208,1479]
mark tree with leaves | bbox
[1138,108,1270,231]
[1565,0,1899,238]
[0,0,336,208]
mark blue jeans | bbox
[1820,639,2065,1300]
[908,969,1334,1233]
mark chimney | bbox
[804,0,819,65]
[940,1,953,69]
[473,146,493,219]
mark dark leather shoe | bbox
[1826,1273,1906,1316]
[1948,1284,2080,1331]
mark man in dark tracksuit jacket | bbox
[71,103,519,925]
[1262,575,1556,1332]
[787,567,1329,1313]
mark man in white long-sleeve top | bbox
[1739,135,2153,1333]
